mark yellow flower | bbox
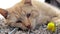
[47,21,56,32]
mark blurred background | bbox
[45,0,60,8]
[0,0,21,9]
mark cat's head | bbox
[15,10,39,30]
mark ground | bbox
[0,24,60,34]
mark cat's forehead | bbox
[21,4,39,17]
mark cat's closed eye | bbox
[16,20,22,23]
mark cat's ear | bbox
[0,8,8,18]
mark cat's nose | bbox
[26,25,31,29]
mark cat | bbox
[0,0,60,30]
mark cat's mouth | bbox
[18,26,31,31]
[17,24,31,31]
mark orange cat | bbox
[0,0,60,30]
